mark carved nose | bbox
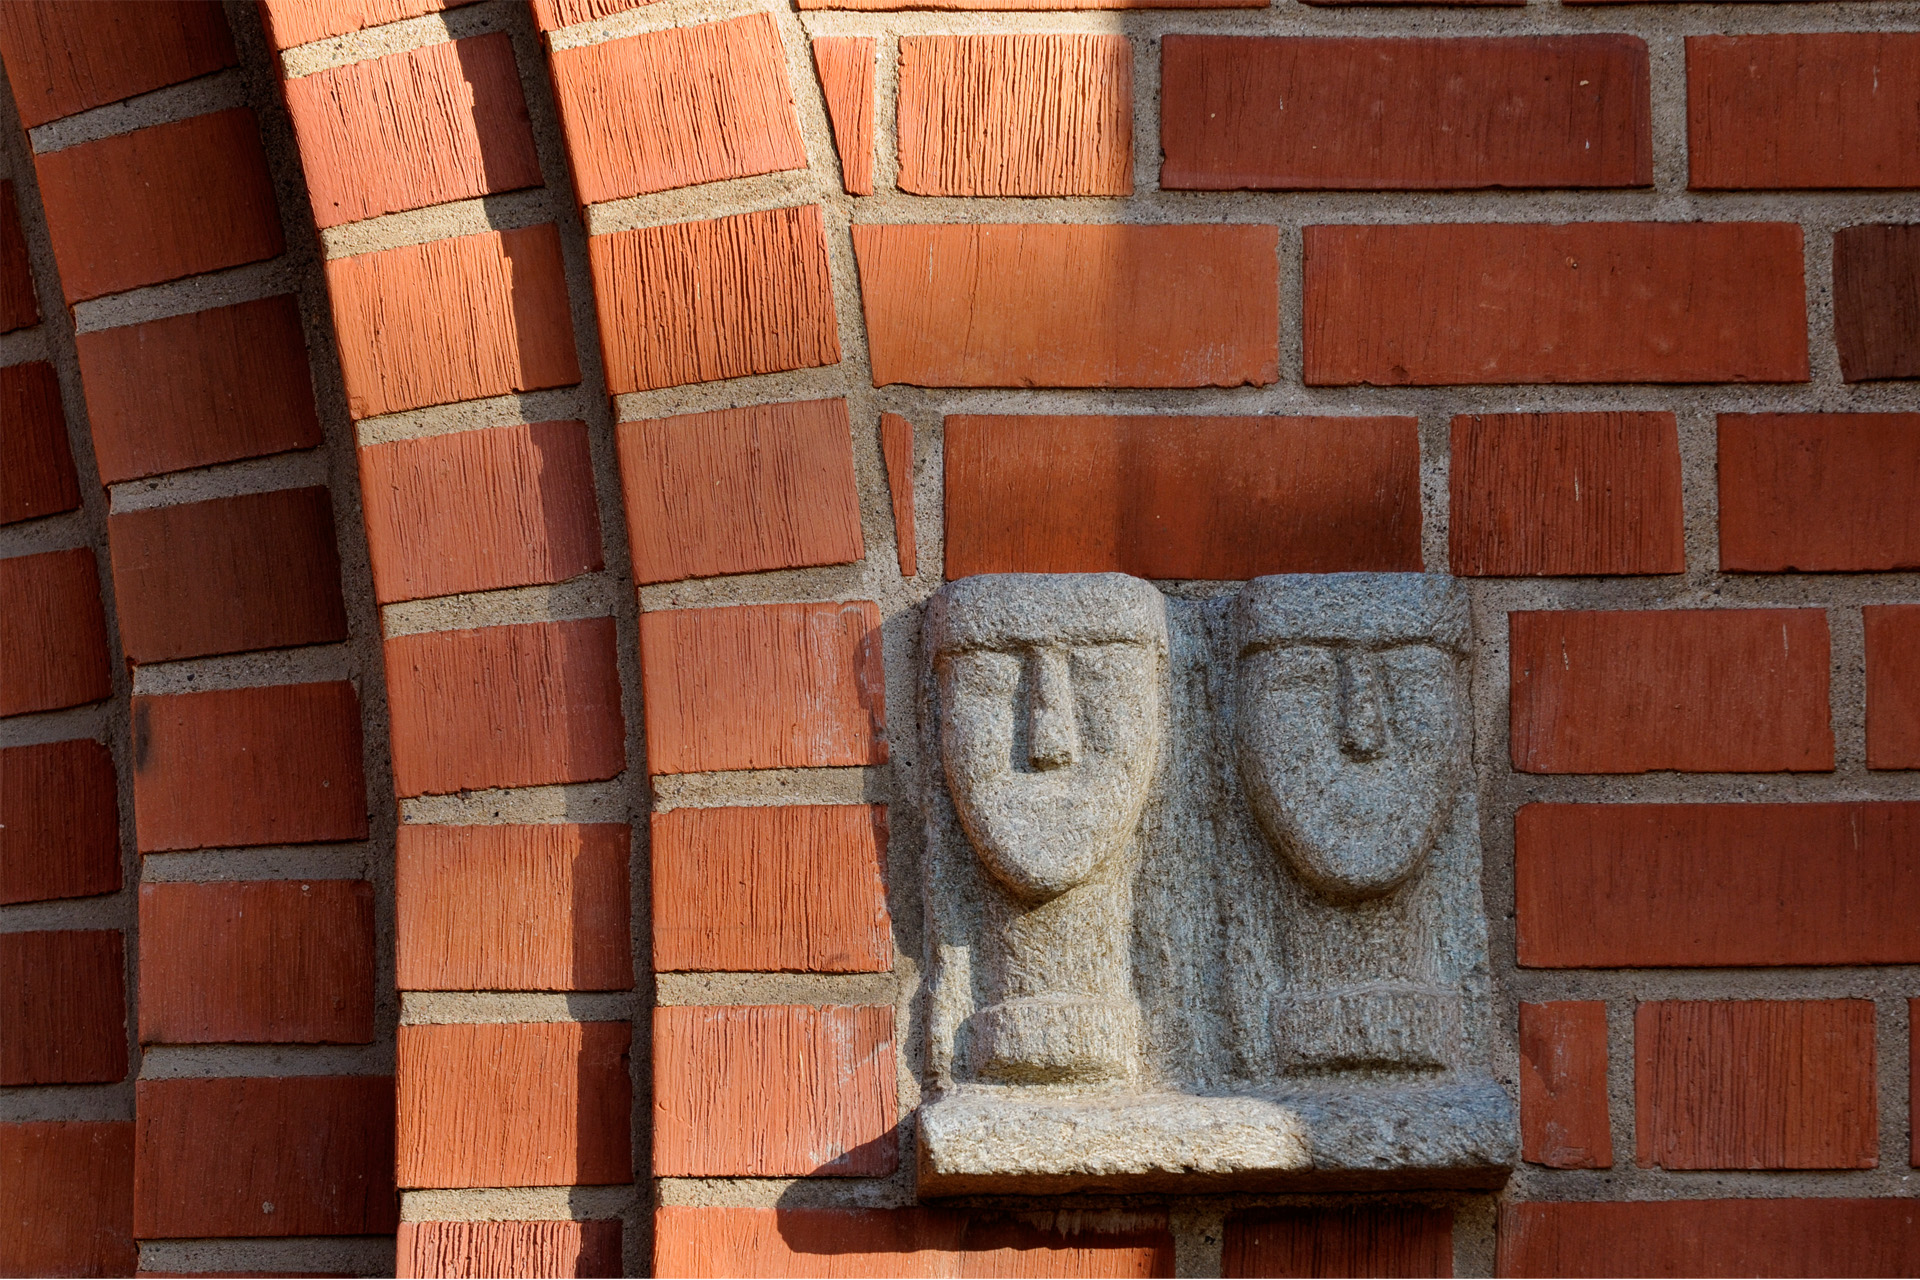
[1336,650,1387,761]
[1025,648,1079,770]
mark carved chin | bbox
[1243,766,1456,900]
[953,786,1133,902]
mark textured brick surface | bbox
[1450,412,1684,576]
[0,547,113,718]
[0,930,126,1085]
[75,294,323,484]
[881,412,916,578]
[590,205,841,393]
[530,0,657,29]
[945,413,1420,579]
[0,0,235,127]
[1163,36,1648,191]
[652,805,892,973]
[258,0,478,49]
[0,180,37,332]
[855,223,1278,388]
[133,1076,397,1238]
[131,682,368,852]
[654,1004,898,1177]
[618,398,865,584]
[396,1021,632,1187]
[1518,1001,1612,1169]
[550,14,805,205]
[358,421,603,604]
[327,225,580,419]
[814,38,875,196]
[1304,222,1808,385]
[397,1221,623,1279]
[0,360,79,525]
[1719,413,1920,571]
[1913,1001,1919,1169]
[1866,605,1920,770]
[395,823,632,991]
[0,1122,136,1278]
[1498,1200,1920,1278]
[138,880,374,1044]
[284,33,541,228]
[1222,1207,1452,1278]
[1636,999,1877,1170]
[802,0,1258,9]
[384,618,625,797]
[1834,224,1920,382]
[639,601,887,774]
[1509,609,1833,773]
[0,738,119,905]
[1518,802,1920,967]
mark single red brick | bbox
[813,38,875,196]
[1866,605,1920,770]
[398,1221,623,1279]
[131,682,368,852]
[133,1075,397,1238]
[856,223,1278,389]
[1450,412,1684,576]
[1912,1000,1918,1168]
[0,547,113,718]
[880,412,916,578]
[0,1,235,128]
[75,294,324,484]
[945,413,1419,579]
[1305,222,1808,385]
[326,225,580,419]
[1518,1001,1612,1169]
[1720,413,1920,571]
[0,360,79,525]
[897,36,1131,197]
[395,823,632,992]
[1509,609,1833,774]
[639,601,886,774]
[0,930,125,1085]
[0,1122,136,1278]
[618,398,864,585]
[1498,1200,1920,1277]
[1163,36,1647,192]
[396,1021,631,1187]
[384,618,625,798]
[1223,1207,1452,1278]
[357,421,603,604]
[530,0,657,29]
[1834,224,1920,383]
[654,1004,896,1177]
[589,205,841,394]
[1,180,38,332]
[284,34,541,229]
[0,738,119,905]
[257,0,479,49]
[138,880,374,1044]
[33,110,282,303]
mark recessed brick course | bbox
[0,547,113,718]
[258,0,479,49]
[881,412,916,578]
[1509,608,1833,774]
[0,0,236,128]
[1866,605,1920,770]
[358,421,603,604]
[1719,413,1920,571]
[283,33,541,229]
[653,1004,897,1177]
[1223,1207,1452,1278]
[1303,222,1809,385]
[395,823,633,991]
[0,1122,136,1278]
[1162,36,1649,191]
[856,223,1278,388]
[397,1220,623,1279]
[1834,224,1920,382]
[384,618,626,798]
[0,360,79,525]
[0,181,38,332]
[639,601,886,774]
[618,398,865,585]
[530,0,656,29]
[0,738,119,905]
[813,38,875,196]
[1498,1200,1920,1277]
[0,930,126,1085]
[1518,1001,1612,1169]
[396,1021,632,1188]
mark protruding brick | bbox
[898,35,1132,196]
[138,880,374,1044]
[1866,605,1920,770]
[0,739,119,905]
[652,805,891,973]
[1518,802,1920,967]
[396,823,632,992]
[0,547,113,718]
[618,398,864,585]
[133,1076,397,1238]
[1449,412,1684,576]
[75,295,323,484]
[1509,609,1833,774]
[589,205,841,394]
[549,15,806,205]
[1499,1200,1920,1277]
[1636,999,1876,1170]
[1304,222,1809,385]
[0,1,235,127]
[1519,1001,1612,1169]
[1834,224,1920,383]
[258,0,479,49]
[880,412,916,578]
[396,1021,631,1188]
[530,0,655,29]
[33,110,282,303]
[1719,413,1920,571]
[0,930,125,1085]
[327,225,580,419]
[856,223,1278,389]
[132,682,368,852]
[384,618,626,798]
[0,360,79,525]
[653,1005,897,1177]
[639,601,886,774]
[1163,36,1649,191]
[284,33,541,228]
[813,38,875,196]
[1,180,38,332]
[945,414,1420,579]
[0,1122,136,1278]
[358,421,603,604]
[1223,1207,1452,1278]
[398,1221,623,1279]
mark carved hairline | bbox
[1234,573,1470,656]
[927,572,1170,655]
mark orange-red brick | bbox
[1719,413,1920,571]
[0,360,79,526]
[1866,605,1920,770]
[0,547,113,718]
[1223,1207,1452,1278]
[1833,224,1920,383]
[0,1122,136,1278]
[0,930,126,1085]
[1498,1200,1920,1278]
[530,0,655,29]
[1518,1001,1612,1169]
[0,180,37,332]
[813,38,875,196]
[0,1,235,127]
[0,738,119,905]
[881,412,916,578]
[259,0,479,49]
[398,1220,623,1279]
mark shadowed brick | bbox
[0,930,126,1085]
[1719,413,1920,571]
[881,412,916,578]
[0,1,235,127]
[0,360,79,525]
[1866,605,1920,769]
[259,0,479,49]
[0,1122,136,1277]
[1498,1200,1920,1277]
[1518,1001,1612,1169]
[813,38,875,195]
[398,1221,623,1279]
[0,739,119,905]
[1,180,37,331]
[1834,224,1920,382]
[1223,1207,1452,1278]
[0,547,113,718]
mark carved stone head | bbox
[1233,574,1470,901]
[927,574,1167,904]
